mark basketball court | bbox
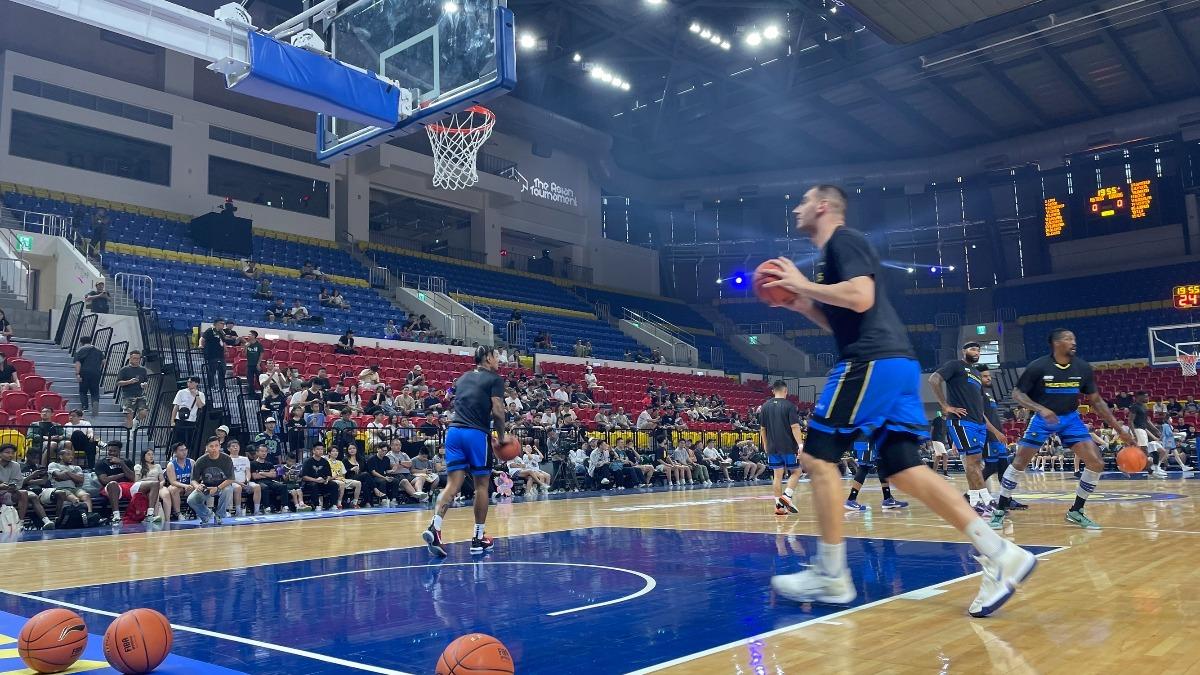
[0,472,1196,673]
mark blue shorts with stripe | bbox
[984,440,1010,463]
[767,454,799,470]
[444,426,491,476]
[853,441,876,465]
[1018,411,1091,450]
[808,358,929,442]
[948,419,986,456]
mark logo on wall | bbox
[514,170,579,208]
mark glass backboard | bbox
[317,0,515,162]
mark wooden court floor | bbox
[1,472,1197,674]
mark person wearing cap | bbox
[214,425,231,449]
[253,417,282,463]
[406,364,425,388]
[171,377,206,453]
[201,319,227,391]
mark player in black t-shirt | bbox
[997,328,1134,531]
[759,185,1035,617]
[1129,392,1166,478]
[758,381,804,515]
[930,343,1006,513]
[422,346,507,557]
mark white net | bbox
[425,105,495,190]
[1180,353,1198,377]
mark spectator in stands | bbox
[241,260,259,280]
[535,332,553,350]
[1115,391,1133,409]
[26,408,64,470]
[366,412,390,447]
[63,409,96,470]
[253,417,282,461]
[300,261,324,281]
[280,454,310,510]
[280,406,304,455]
[97,440,160,524]
[573,340,587,357]
[252,277,273,301]
[732,439,768,482]
[220,321,241,347]
[385,319,400,340]
[188,436,236,524]
[610,407,632,430]
[164,442,194,520]
[44,447,92,515]
[250,445,288,513]
[328,289,350,309]
[615,438,653,486]
[266,298,286,322]
[301,443,339,510]
[701,439,733,483]
[301,401,326,450]
[324,445,358,508]
[318,288,333,307]
[592,410,612,432]
[1187,399,1199,414]
[511,446,552,496]
[393,386,416,415]
[406,364,426,388]
[89,208,109,259]
[1,353,26,394]
[358,364,381,390]
[1166,397,1184,415]
[287,299,311,325]
[200,319,227,391]
[115,350,149,414]
[73,335,105,417]
[84,281,111,314]
[0,443,55,530]
[410,445,439,493]
[366,443,400,506]
[0,309,12,343]
[552,384,570,404]
[171,377,205,451]
[330,412,359,448]
[341,444,371,504]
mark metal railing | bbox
[622,308,697,366]
[934,312,963,327]
[113,272,154,310]
[815,352,836,370]
[735,321,785,335]
[0,207,73,238]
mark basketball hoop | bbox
[1179,352,1198,377]
[426,105,495,190]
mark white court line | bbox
[602,524,1066,549]
[626,546,1071,675]
[278,561,656,617]
[0,587,413,675]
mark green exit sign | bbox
[747,335,759,345]
[417,292,427,301]
[15,235,32,252]
[976,325,987,335]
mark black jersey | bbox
[1129,402,1152,431]
[1015,355,1097,416]
[983,391,1004,436]
[449,368,505,432]
[935,359,986,424]
[758,397,800,454]
[815,227,914,362]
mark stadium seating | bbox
[994,263,1197,315]
[573,287,711,330]
[1018,308,1185,364]
[476,304,643,362]
[691,335,760,375]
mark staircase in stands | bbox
[16,337,126,427]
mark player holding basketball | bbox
[761,185,1035,617]
[844,436,908,511]
[978,366,1027,511]
[930,343,1005,513]
[422,346,507,556]
[991,329,1135,530]
[759,380,804,515]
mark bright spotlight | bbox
[746,32,763,47]
[906,267,914,273]
[830,5,838,13]
[611,78,623,88]
[589,67,603,79]
[700,28,712,39]
[518,32,537,50]
[573,52,582,62]
[600,72,614,83]
[709,34,722,45]
[721,41,731,50]
[763,24,781,40]
[930,267,938,273]
[442,0,459,13]
[690,22,702,33]
[645,0,665,5]
[715,278,723,285]
[948,266,956,271]
[734,275,745,285]
[621,82,631,91]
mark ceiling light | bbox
[763,24,781,40]
[518,33,537,50]
[709,34,722,45]
[442,1,459,13]
[611,78,623,87]
[830,5,838,13]
[589,67,604,79]
[700,28,712,39]
[689,22,701,33]
[645,0,665,5]
[720,41,731,50]
[573,52,582,62]
[746,32,762,47]
[621,82,631,91]
[600,72,613,83]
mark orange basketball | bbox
[494,436,521,462]
[435,633,514,675]
[753,260,797,307]
[1116,445,1148,474]
[18,608,88,673]
[102,609,173,674]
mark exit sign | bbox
[417,292,427,301]
[976,325,987,335]
[15,235,32,252]
[747,335,759,345]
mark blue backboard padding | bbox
[230,31,400,129]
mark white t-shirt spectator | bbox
[505,396,524,411]
[64,420,94,438]
[636,410,654,430]
[231,455,252,483]
[552,388,570,403]
[568,448,588,467]
[172,389,205,423]
[539,411,557,427]
[584,372,599,388]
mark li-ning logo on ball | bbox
[58,624,86,641]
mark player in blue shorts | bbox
[992,329,1134,531]
[758,380,804,515]
[930,342,1004,514]
[977,366,1026,511]
[760,185,1035,617]
[844,436,908,511]
[422,346,508,556]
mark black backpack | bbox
[55,502,87,529]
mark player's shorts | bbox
[948,419,986,456]
[930,440,947,456]
[984,440,1009,463]
[1134,428,1150,447]
[853,441,876,465]
[1019,411,1091,450]
[806,358,928,480]
[767,453,799,470]
[114,482,133,500]
[444,426,491,477]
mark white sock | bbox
[783,487,795,498]
[967,489,979,506]
[999,465,1021,498]
[965,518,1007,559]
[979,488,992,504]
[473,523,485,539]
[817,541,846,576]
[113,511,120,519]
[146,508,154,516]
[431,514,443,530]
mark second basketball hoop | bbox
[426,106,496,191]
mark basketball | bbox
[17,608,88,673]
[495,436,521,462]
[1117,446,1148,474]
[435,633,514,675]
[753,260,797,307]
[102,608,173,674]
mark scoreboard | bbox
[1175,285,1200,310]
[1044,174,1161,239]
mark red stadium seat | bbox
[1,391,30,414]
[52,412,70,425]
[9,358,33,376]
[14,410,40,427]
[0,344,18,359]
[21,375,48,396]
[34,391,65,412]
